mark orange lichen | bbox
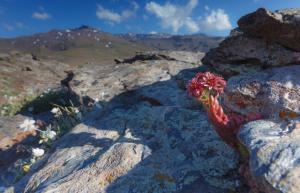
[279,110,298,119]
[154,173,176,183]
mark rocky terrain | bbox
[0,52,71,110]
[120,33,223,52]
[1,51,245,193]
[0,26,149,66]
[2,7,300,193]
[0,26,222,66]
[203,8,300,193]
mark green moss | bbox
[0,88,77,116]
[0,95,35,116]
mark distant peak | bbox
[77,25,92,30]
[72,25,100,32]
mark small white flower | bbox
[101,92,105,99]
[51,107,60,114]
[32,148,45,157]
[74,108,80,114]
[47,130,57,140]
[19,119,37,132]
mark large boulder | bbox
[3,51,244,193]
[238,8,300,52]
[202,34,300,77]
[8,105,238,193]
[239,119,300,193]
[222,65,300,192]
[223,65,300,119]
[70,51,205,101]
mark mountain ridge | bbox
[0,25,222,65]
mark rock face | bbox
[223,65,300,119]
[0,52,70,109]
[4,52,243,193]
[0,115,37,165]
[223,65,300,193]
[202,8,300,77]
[202,35,300,77]
[70,51,205,101]
[204,7,300,193]
[239,119,300,193]
[238,8,300,52]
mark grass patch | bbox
[0,87,80,116]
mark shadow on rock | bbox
[7,66,243,193]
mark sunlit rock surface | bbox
[239,119,300,193]
[223,65,300,119]
[4,52,241,193]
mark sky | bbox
[0,0,300,38]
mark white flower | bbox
[47,130,57,140]
[74,108,80,114]
[51,107,60,114]
[32,148,45,157]
[18,119,37,132]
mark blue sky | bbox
[0,0,300,38]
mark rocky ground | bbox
[2,7,300,193]
[1,51,245,193]
[203,8,300,193]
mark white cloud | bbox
[146,0,199,33]
[96,3,139,24]
[96,5,121,23]
[2,21,28,31]
[132,1,139,11]
[2,23,14,31]
[146,0,232,34]
[32,11,51,20]
[200,9,232,30]
[122,10,134,19]
[15,22,24,28]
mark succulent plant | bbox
[187,72,262,149]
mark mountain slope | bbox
[0,26,222,66]
[0,26,149,66]
[120,33,223,52]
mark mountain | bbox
[119,33,224,52]
[0,26,149,66]
[0,26,222,65]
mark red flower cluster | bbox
[187,72,226,98]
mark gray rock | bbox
[239,119,300,193]
[238,8,300,51]
[9,105,239,193]
[70,51,201,101]
[0,115,37,187]
[5,51,242,193]
[223,65,300,119]
[202,35,300,77]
